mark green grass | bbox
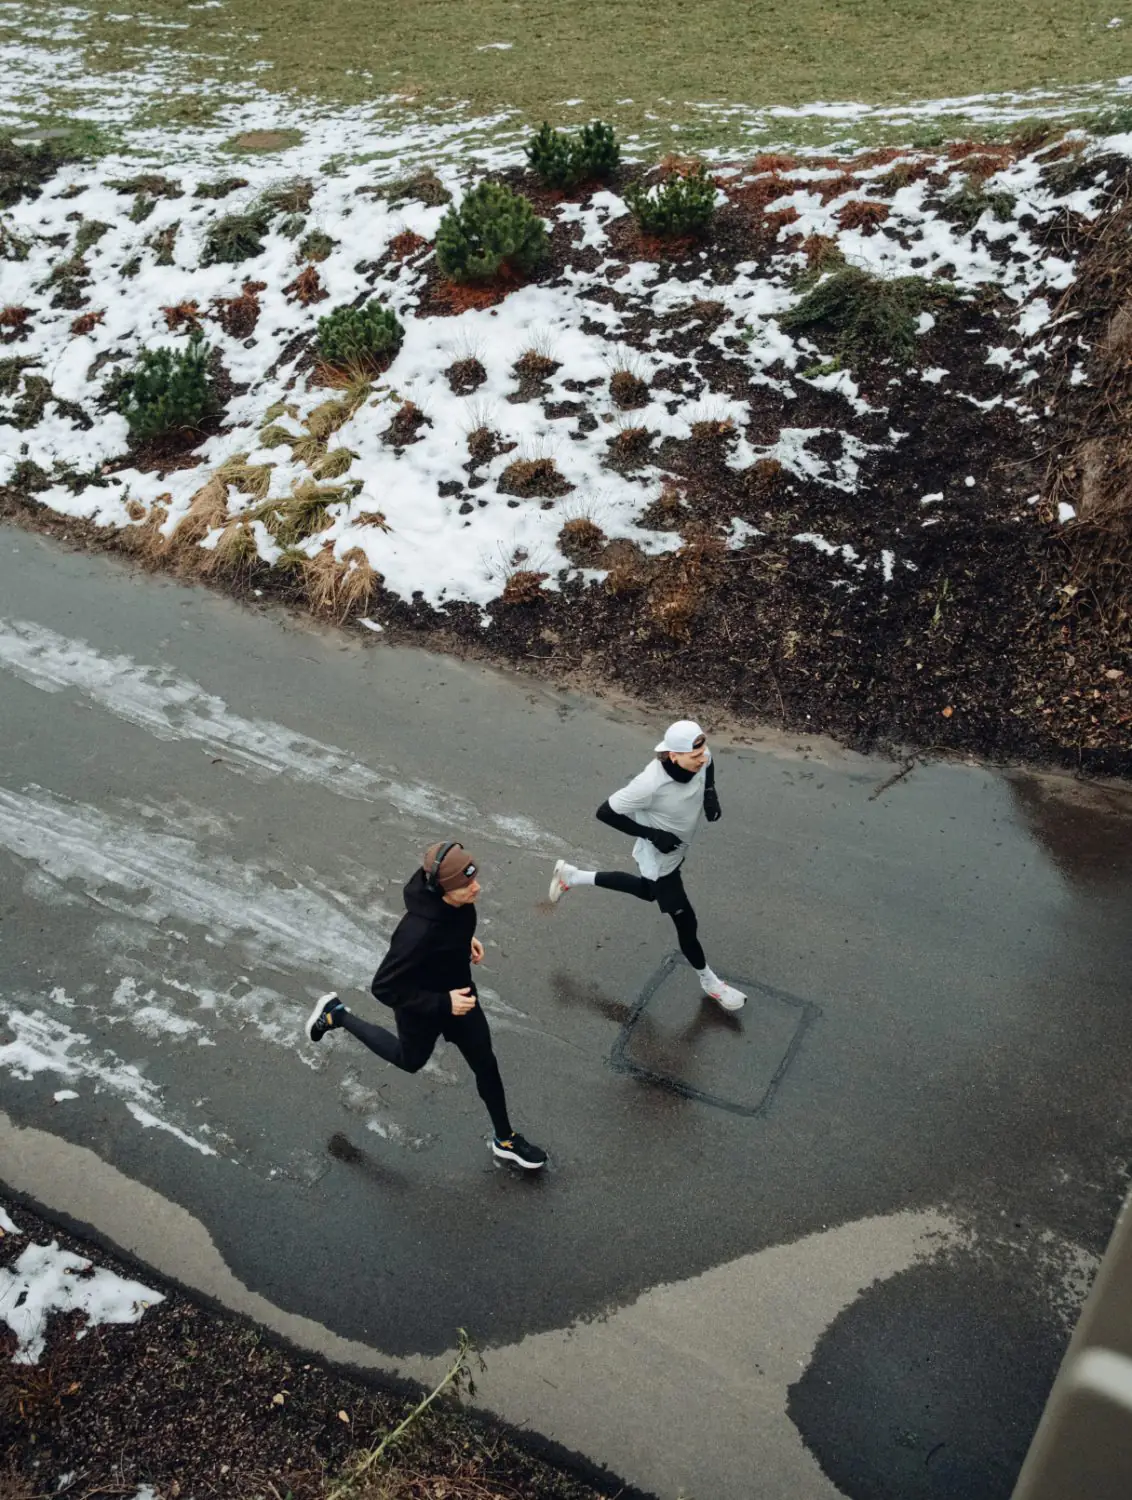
[3,0,1132,155]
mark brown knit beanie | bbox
[422,841,479,893]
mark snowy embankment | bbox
[1,120,1126,614]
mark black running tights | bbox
[339,1002,512,1139]
[594,871,707,970]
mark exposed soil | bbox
[4,142,1131,777]
[0,1194,633,1500]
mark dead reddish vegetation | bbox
[751,153,798,174]
[283,265,328,306]
[0,306,31,342]
[499,569,549,606]
[837,199,891,233]
[162,300,203,332]
[720,173,788,212]
[765,205,802,237]
[852,147,905,170]
[388,230,429,259]
[70,310,104,336]
[429,264,523,315]
[211,280,266,339]
[817,173,861,204]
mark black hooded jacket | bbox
[370,868,477,1018]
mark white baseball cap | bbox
[655,719,706,753]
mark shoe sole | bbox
[305,993,337,1041]
[707,989,746,1012]
[548,859,568,904]
[492,1144,547,1170]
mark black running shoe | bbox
[306,993,345,1043]
[491,1133,548,1170]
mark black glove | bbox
[704,787,721,822]
[646,827,682,854]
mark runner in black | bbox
[304,840,547,1170]
[547,720,746,1010]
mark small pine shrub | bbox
[527,124,574,189]
[316,299,404,373]
[435,182,547,283]
[115,333,218,444]
[203,206,271,266]
[781,267,946,366]
[298,228,335,262]
[526,120,620,189]
[625,167,715,238]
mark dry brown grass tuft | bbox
[356,509,392,531]
[291,432,328,466]
[383,401,431,447]
[557,515,606,562]
[171,473,229,548]
[603,538,648,595]
[284,263,328,306]
[125,497,148,522]
[609,368,649,409]
[645,526,726,638]
[216,452,274,502]
[513,349,558,381]
[0,306,31,343]
[498,456,572,497]
[499,568,549,605]
[257,478,344,547]
[311,446,356,480]
[637,479,686,530]
[201,519,258,578]
[306,398,353,440]
[607,424,652,461]
[690,416,736,444]
[303,544,379,620]
[744,456,784,500]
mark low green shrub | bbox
[943,176,1015,230]
[74,219,110,254]
[624,166,715,237]
[202,205,272,265]
[781,266,950,366]
[526,120,620,189]
[299,228,336,262]
[114,333,218,443]
[0,133,70,209]
[435,182,547,283]
[316,299,404,373]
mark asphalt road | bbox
[2,526,1131,1500]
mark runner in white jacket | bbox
[548,719,746,1010]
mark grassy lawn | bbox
[3,0,1132,154]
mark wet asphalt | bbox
[2,526,1132,1499]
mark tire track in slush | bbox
[0,616,556,851]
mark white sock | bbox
[569,869,596,886]
[697,966,720,990]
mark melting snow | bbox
[0,1239,163,1363]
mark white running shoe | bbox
[700,972,746,1011]
[548,859,574,903]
